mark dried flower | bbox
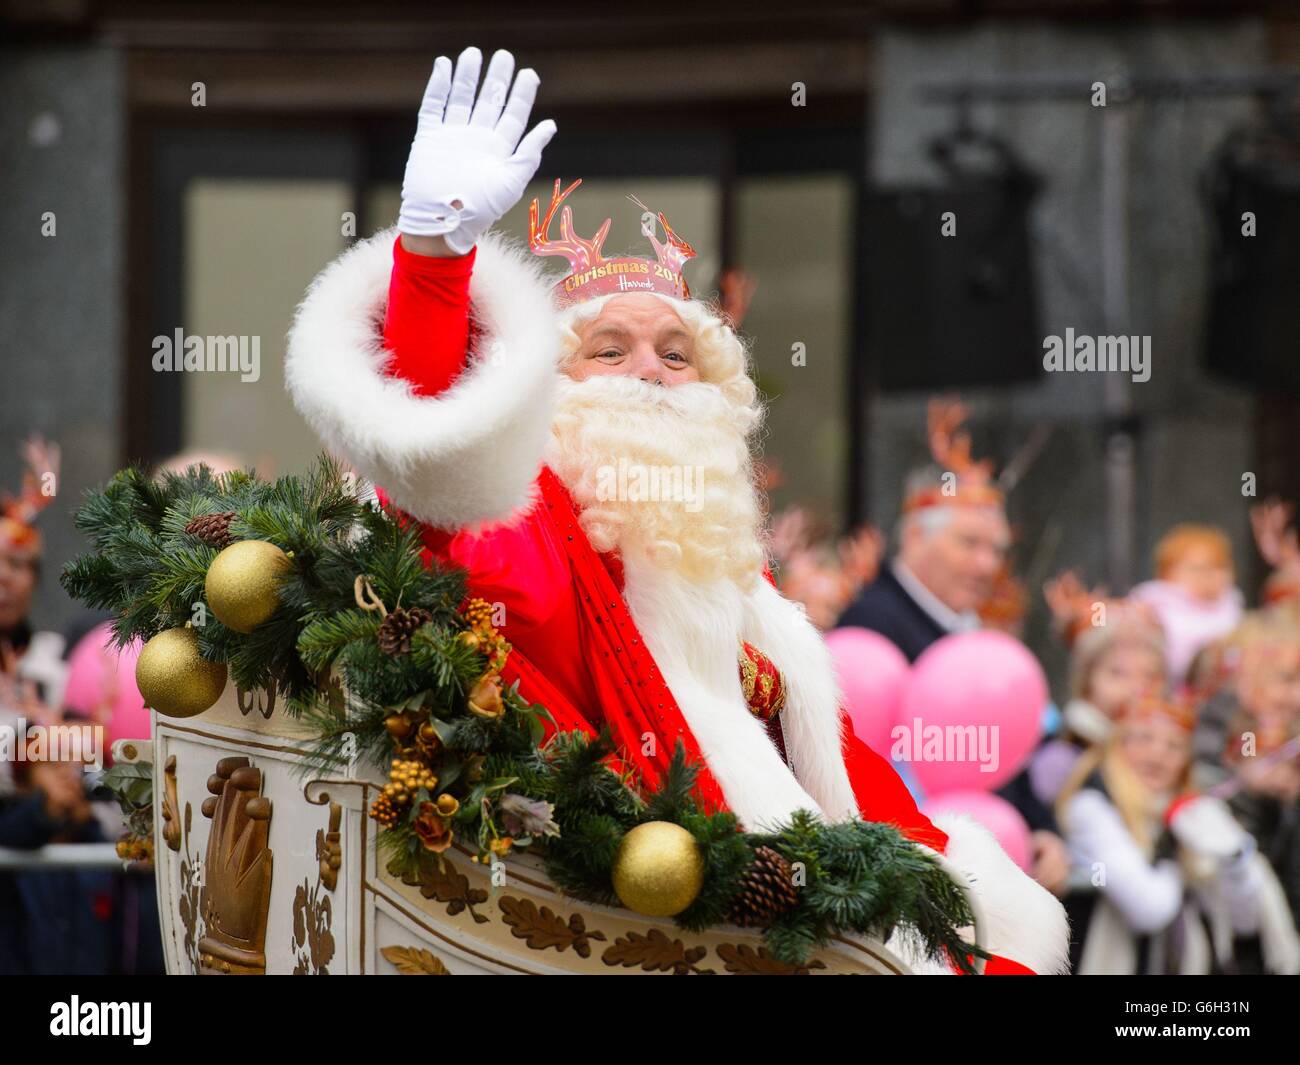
[499,793,559,838]
[468,676,505,719]
[413,801,453,853]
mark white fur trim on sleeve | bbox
[285,227,560,529]
[933,812,1071,975]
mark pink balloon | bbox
[825,627,911,755]
[898,631,1047,793]
[63,621,149,756]
[923,790,1033,872]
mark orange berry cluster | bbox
[116,836,154,862]
[384,756,437,806]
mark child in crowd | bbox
[1058,696,1299,974]
[1131,524,1244,685]
[1002,574,1169,837]
[1192,611,1300,932]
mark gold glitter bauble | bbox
[135,627,227,719]
[205,539,289,633]
[611,821,705,917]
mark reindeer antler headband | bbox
[901,398,1005,513]
[529,178,697,308]
[1042,570,1163,649]
[1,436,60,560]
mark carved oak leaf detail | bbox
[292,883,307,947]
[386,855,489,924]
[602,928,714,975]
[499,896,606,958]
[715,943,828,975]
[380,945,451,975]
[290,879,335,976]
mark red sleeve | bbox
[382,235,477,397]
[842,727,949,853]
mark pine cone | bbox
[377,606,433,656]
[728,845,799,928]
[185,511,237,549]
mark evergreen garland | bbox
[67,457,984,972]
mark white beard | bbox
[545,375,859,829]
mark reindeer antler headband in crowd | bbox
[0,436,60,560]
[1042,569,1162,649]
[529,178,697,307]
[1119,694,1197,734]
[901,398,1005,513]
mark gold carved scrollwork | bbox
[290,801,341,975]
[197,756,273,975]
[177,802,202,974]
[161,755,182,852]
[236,680,276,720]
[380,946,451,974]
[601,928,715,975]
[318,801,342,891]
[498,896,607,958]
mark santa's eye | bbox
[663,350,687,363]
[594,348,623,360]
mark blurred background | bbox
[6,0,1300,980]
[3,0,1299,676]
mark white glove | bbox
[1166,794,1254,862]
[398,46,557,254]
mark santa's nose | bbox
[630,347,667,384]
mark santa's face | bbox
[566,293,701,386]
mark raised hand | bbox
[398,47,557,254]
[1250,497,1299,570]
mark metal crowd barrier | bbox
[0,843,141,871]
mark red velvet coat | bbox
[284,228,1070,974]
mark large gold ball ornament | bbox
[204,539,290,633]
[611,821,706,917]
[135,627,227,719]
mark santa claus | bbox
[286,46,1068,974]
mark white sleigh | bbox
[115,684,984,975]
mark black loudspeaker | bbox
[1205,131,1300,395]
[863,132,1042,392]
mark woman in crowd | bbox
[1191,611,1300,934]
[0,438,115,974]
[1,437,169,975]
[1000,576,1168,838]
[1057,695,1298,974]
